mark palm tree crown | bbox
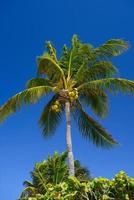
[0,35,134,175]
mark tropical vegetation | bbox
[19,152,91,199]
[22,172,134,200]
[18,153,134,200]
[1,35,134,176]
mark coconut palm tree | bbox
[0,35,134,176]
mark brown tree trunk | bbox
[65,101,75,176]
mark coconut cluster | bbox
[68,88,78,102]
[51,100,61,112]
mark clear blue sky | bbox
[0,0,134,199]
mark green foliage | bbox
[39,94,63,137]
[19,152,91,199]
[78,78,134,95]
[94,39,129,57]
[37,53,64,82]
[26,78,52,88]
[79,88,108,118]
[19,171,134,200]
[0,86,53,122]
[72,101,117,148]
[76,61,118,84]
[74,160,90,181]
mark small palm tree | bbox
[19,152,91,199]
[0,35,134,176]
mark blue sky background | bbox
[0,0,134,199]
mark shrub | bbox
[19,171,134,200]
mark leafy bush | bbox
[19,171,134,200]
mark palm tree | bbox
[19,152,91,199]
[0,35,134,176]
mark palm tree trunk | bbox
[65,101,75,176]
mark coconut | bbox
[56,108,60,112]
[74,94,78,99]
[55,100,60,105]
[53,105,58,109]
[69,91,76,97]
[68,92,73,96]
[75,91,78,95]
[51,105,55,111]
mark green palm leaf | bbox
[72,101,117,148]
[0,86,53,122]
[19,186,38,199]
[78,78,134,94]
[79,88,108,118]
[94,39,129,57]
[76,61,117,83]
[74,160,91,180]
[46,41,57,62]
[32,163,47,194]
[44,151,68,184]
[37,53,65,82]
[39,95,63,137]
[26,78,52,88]
[23,181,34,187]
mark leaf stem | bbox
[67,50,73,82]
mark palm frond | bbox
[76,61,117,83]
[0,86,53,122]
[19,186,38,199]
[60,35,94,78]
[31,152,67,187]
[45,151,68,184]
[26,78,52,88]
[23,181,34,187]
[31,163,47,194]
[71,34,80,48]
[37,53,65,82]
[74,160,91,180]
[46,41,57,61]
[94,39,129,57]
[39,94,63,137]
[72,101,118,148]
[79,89,108,118]
[78,78,134,95]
